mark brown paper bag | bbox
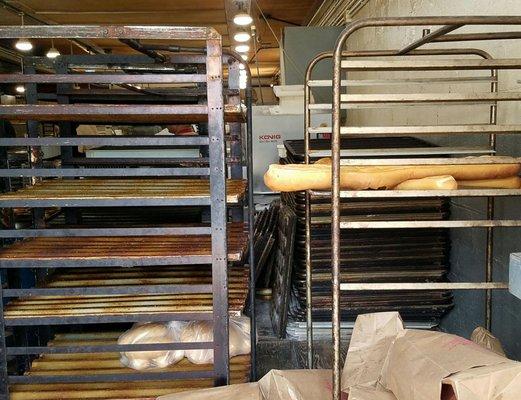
[380,329,510,400]
[258,369,333,400]
[442,361,521,400]
[470,327,506,356]
[342,312,405,391]
[157,382,262,400]
[348,385,398,400]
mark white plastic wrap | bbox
[118,321,185,370]
[180,316,251,364]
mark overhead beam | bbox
[0,0,105,54]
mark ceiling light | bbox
[46,47,60,58]
[239,63,245,70]
[234,30,250,42]
[15,13,32,52]
[15,38,33,52]
[233,12,253,26]
[15,85,25,94]
[234,44,250,53]
[46,39,60,58]
[241,54,248,61]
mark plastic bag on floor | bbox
[180,316,250,364]
[118,321,185,370]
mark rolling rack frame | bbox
[303,16,521,400]
[0,25,256,398]
[304,46,500,368]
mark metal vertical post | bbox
[24,65,44,230]
[331,35,343,400]
[228,59,243,222]
[0,278,8,400]
[55,59,79,225]
[245,81,256,381]
[206,37,229,386]
[304,71,314,369]
[19,65,40,365]
[486,67,498,331]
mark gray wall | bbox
[282,26,343,103]
[350,0,521,359]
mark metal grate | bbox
[0,179,247,206]
[0,223,248,267]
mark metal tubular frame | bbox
[0,25,254,397]
[323,17,521,400]
[304,46,498,369]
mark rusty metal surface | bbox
[4,266,249,320]
[9,332,250,400]
[0,223,248,264]
[0,179,247,204]
[0,104,244,124]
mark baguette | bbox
[457,176,521,189]
[264,159,520,192]
[393,175,458,190]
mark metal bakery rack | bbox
[304,16,521,400]
[0,25,255,399]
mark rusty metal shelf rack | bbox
[0,25,255,399]
[303,16,521,400]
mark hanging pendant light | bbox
[15,85,25,93]
[15,13,33,52]
[46,39,60,58]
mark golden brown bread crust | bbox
[457,176,521,189]
[393,175,458,190]
[264,159,521,192]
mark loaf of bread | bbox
[393,175,458,190]
[264,159,520,192]
[118,322,185,370]
[180,317,250,365]
[457,176,521,189]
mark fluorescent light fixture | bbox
[233,12,253,26]
[234,30,250,42]
[15,38,33,51]
[15,85,25,93]
[234,44,250,53]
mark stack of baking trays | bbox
[0,29,252,400]
[279,138,455,337]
